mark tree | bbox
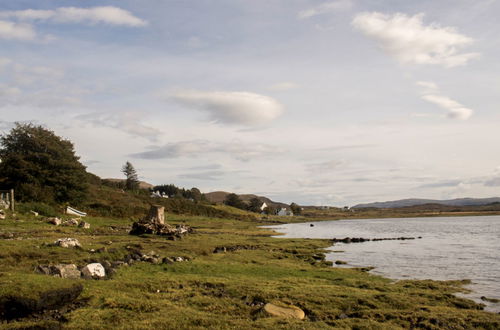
[290,202,302,215]
[224,193,245,210]
[0,123,88,204]
[121,161,139,190]
[248,197,263,213]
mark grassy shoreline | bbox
[1,211,499,329]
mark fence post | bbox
[9,189,14,211]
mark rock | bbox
[310,224,314,227]
[62,218,79,226]
[213,246,227,253]
[175,257,184,262]
[81,263,106,279]
[47,217,62,226]
[30,210,39,217]
[36,265,52,275]
[54,238,81,248]
[335,260,347,265]
[162,257,174,264]
[50,264,81,279]
[263,303,305,320]
[78,221,90,229]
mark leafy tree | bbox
[189,187,203,202]
[121,161,139,190]
[224,193,246,210]
[290,202,302,215]
[263,205,277,215]
[0,123,88,204]
[248,197,263,213]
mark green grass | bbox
[0,212,499,329]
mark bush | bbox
[18,202,59,217]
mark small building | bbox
[277,207,294,216]
[260,202,268,211]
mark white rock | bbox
[30,210,39,217]
[47,217,62,226]
[54,238,81,248]
[50,264,81,279]
[81,263,106,279]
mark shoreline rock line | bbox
[331,236,422,244]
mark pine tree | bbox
[121,161,139,190]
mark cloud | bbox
[131,140,282,161]
[170,90,284,126]
[178,170,225,181]
[298,0,353,19]
[417,81,473,120]
[77,111,162,142]
[306,160,345,173]
[0,20,36,40]
[352,12,479,67]
[267,82,299,91]
[0,7,147,27]
[419,179,463,188]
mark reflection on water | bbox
[266,216,500,312]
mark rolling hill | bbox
[353,197,500,209]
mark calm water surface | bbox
[266,216,500,312]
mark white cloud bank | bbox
[170,90,284,126]
[352,12,479,67]
[0,20,36,40]
[0,7,147,27]
[417,81,473,120]
[298,0,353,19]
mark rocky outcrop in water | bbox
[331,236,422,244]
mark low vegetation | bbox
[0,201,499,329]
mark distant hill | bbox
[353,197,500,209]
[102,178,154,190]
[204,191,289,208]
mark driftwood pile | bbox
[129,205,192,239]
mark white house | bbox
[260,202,268,211]
[277,207,294,216]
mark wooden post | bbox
[9,189,14,211]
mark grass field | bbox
[0,209,499,329]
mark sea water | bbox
[266,215,500,312]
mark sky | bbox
[1,0,500,206]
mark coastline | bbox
[265,215,500,313]
[1,213,499,328]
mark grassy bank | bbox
[0,211,499,329]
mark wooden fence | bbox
[0,189,14,211]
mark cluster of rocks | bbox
[129,205,192,240]
[46,217,90,228]
[37,263,107,280]
[213,245,259,253]
[124,248,190,265]
[54,238,82,248]
[331,236,422,244]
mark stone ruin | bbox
[129,205,192,239]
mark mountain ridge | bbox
[353,197,500,209]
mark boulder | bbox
[263,303,305,320]
[47,217,62,226]
[81,263,106,279]
[54,238,81,248]
[0,210,5,220]
[78,221,90,229]
[62,218,79,226]
[50,264,81,279]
